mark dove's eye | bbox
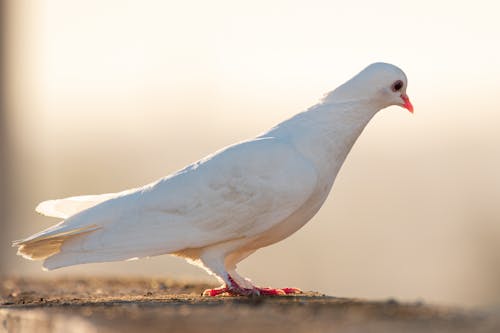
[391,80,403,92]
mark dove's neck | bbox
[267,98,379,185]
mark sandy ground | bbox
[1,276,499,333]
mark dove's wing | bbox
[35,193,128,219]
[36,137,317,269]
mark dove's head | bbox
[326,62,413,113]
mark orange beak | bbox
[401,94,414,113]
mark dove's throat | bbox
[287,100,378,186]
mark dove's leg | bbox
[226,250,303,296]
[199,247,257,296]
[229,272,301,295]
[198,241,302,296]
[226,269,254,289]
[226,250,286,295]
[225,270,293,295]
[225,250,256,289]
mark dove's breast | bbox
[241,174,334,251]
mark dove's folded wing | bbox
[34,137,317,269]
[35,193,128,219]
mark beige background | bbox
[2,0,500,307]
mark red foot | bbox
[281,287,303,294]
[202,286,229,297]
[202,275,303,297]
[256,287,302,295]
[255,287,286,296]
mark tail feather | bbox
[36,193,121,219]
[13,224,100,261]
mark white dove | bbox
[14,62,413,296]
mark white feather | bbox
[35,193,122,218]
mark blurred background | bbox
[1,0,499,308]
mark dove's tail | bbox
[12,224,100,263]
[13,192,118,263]
[14,186,188,270]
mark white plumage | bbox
[13,62,413,296]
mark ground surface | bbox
[0,276,498,333]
